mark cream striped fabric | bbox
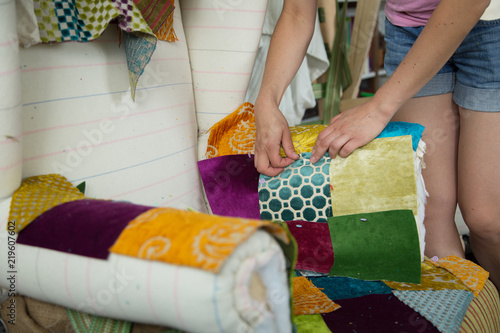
[0,199,292,333]
[181,0,268,133]
[0,0,23,198]
[460,279,500,332]
[15,6,206,211]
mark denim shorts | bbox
[384,18,500,112]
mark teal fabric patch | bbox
[376,121,425,151]
[393,289,474,333]
[259,153,331,222]
[309,276,393,300]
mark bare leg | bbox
[458,107,500,289]
[392,93,465,258]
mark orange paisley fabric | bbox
[110,207,290,272]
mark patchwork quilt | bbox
[2,0,500,329]
[197,102,500,333]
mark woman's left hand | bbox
[310,100,392,163]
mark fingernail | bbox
[310,156,317,163]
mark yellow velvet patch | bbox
[430,256,489,297]
[329,135,418,217]
[292,276,340,315]
[280,124,327,157]
[205,102,256,159]
[9,174,85,232]
[155,0,177,42]
[109,207,290,273]
[384,260,469,291]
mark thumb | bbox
[281,131,299,159]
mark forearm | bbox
[372,0,490,118]
[255,0,318,110]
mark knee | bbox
[461,207,500,243]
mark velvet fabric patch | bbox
[321,294,440,333]
[259,153,331,222]
[309,276,392,300]
[198,154,260,220]
[16,199,152,260]
[330,135,418,217]
[376,121,425,151]
[285,221,334,273]
[293,314,331,333]
[328,210,421,283]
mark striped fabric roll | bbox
[181,0,268,133]
[460,279,500,332]
[0,0,22,199]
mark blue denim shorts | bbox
[384,18,500,112]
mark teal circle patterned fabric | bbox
[259,153,331,222]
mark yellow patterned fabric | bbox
[280,124,327,157]
[330,135,418,217]
[384,260,469,291]
[205,102,256,159]
[292,276,340,315]
[9,174,85,232]
[460,279,500,332]
[430,256,489,297]
[155,0,177,42]
[109,207,290,273]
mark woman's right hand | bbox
[254,101,299,177]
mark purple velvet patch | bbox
[16,199,153,260]
[198,154,261,219]
[321,294,440,332]
[286,221,334,273]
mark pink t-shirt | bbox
[385,0,440,27]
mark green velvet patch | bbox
[293,314,331,333]
[328,210,421,284]
[76,181,86,194]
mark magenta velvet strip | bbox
[198,154,261,219]
[16,199,153,259]
[286,221,334,273]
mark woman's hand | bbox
[254,101,299,176]
[310,99,392,163]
